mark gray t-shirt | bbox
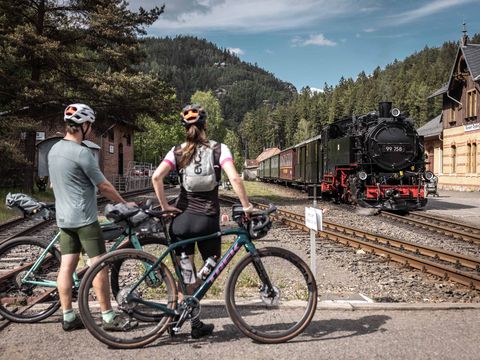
[48,140,106,228]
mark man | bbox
[48,103,137,331]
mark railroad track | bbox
[0,188,157,245]
[0,188,178,330]
[219,195,480,290]
[381,211,480,245]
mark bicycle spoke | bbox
[226,247,317,343]
[0,239,60,322]
[79,249,177,348]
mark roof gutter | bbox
[446,90,462,108]
[475,74,480,81]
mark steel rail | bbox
[219,195,480,290]
[0,187,158,245]
[381,211,480,245]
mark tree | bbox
[0,0,176,189]
[134,115,184,165]
[191,90,226,142]
[223,129,244,171]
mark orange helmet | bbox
[180,104,206,128]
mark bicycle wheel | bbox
[225,247,317,343]
[78,248,177,349]
[0,237,61,323]
[110,235,169,300]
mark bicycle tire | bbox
[78,248,178,349]
[110,235,168,297]
[225,247,317,343]
[0,237,61,323]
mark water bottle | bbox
[179,252,196,284]
[197,256,217,281]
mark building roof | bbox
[244,159,258,169]
[427,83,448,99]
[256,148,281,162]
[462,44,480,80]
[429,42,480,98]
[294,134,322,148]
[417,114,442,138]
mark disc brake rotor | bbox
[260,285,280,307]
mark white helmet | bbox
[64,103,95,124]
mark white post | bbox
[311,186,317,277]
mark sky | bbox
[129,0,480,92]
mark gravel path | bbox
[221,183,480,303]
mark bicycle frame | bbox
[21,222,141,288]
[127,227,266,317]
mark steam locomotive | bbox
[257,102,433,211]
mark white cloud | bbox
[227,47,245,56]
[310,87,324,94]
[363,28,376,33]
[292,33,336,47]
[129,0,368,33]
[386,0,476,26]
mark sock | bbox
[63,309,76,323]
[102,309,115,323]
[190,308,202,328]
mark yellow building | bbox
[427,32,480,191]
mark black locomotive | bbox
[257,102,433,211]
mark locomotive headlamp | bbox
[424,171,434,181]
[391,108,401,117]
[358,171,368,181]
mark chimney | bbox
[379,102,392,118]
[461,22,468,46]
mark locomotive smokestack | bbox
[379,102,392,118]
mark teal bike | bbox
[78,204,318,348]
[0,196,167,323]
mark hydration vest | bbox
[174,141,221,192]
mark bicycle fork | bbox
[250,252,277,300]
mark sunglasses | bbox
[183,109,199,116]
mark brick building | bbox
[36,119,136,185]
[426,32,480,191]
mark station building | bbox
[421,32,480,191]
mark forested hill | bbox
[140,36,295,125]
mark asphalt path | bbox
[1,304,480,360]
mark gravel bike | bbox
[0,197,168,323]
[78,204,318,348]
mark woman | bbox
[152,104,253,339]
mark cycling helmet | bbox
[64,104,95,124]
[180,104,207,128]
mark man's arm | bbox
[97,180,128,204]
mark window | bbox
[438,147,443,174]
[451,145,456,173]
[466,89,478,118]
[108,128,115,142]
[467,144,472,173]
[472,143,477,174]
[450,105,456,123]
[126,134,131,146]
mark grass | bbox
[241,181,285,203]
[0,187,55,223]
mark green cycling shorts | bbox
[59,221,106,258]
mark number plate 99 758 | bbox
[382,145,406,153]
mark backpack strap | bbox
[173,144,183,184]
[212,141,221,182]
